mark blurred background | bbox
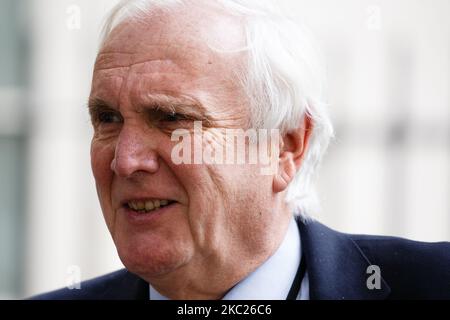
[0,0,448,299]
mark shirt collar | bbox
[149,216,301,300]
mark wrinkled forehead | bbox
[96,5,246,71]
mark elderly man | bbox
[33,0,449,300]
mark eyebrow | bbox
[87,97,113,121]
[137,93,207,116]
[88,93,211,122]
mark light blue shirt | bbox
[149,217,309,300]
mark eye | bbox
[98,111,122,124]
[163,113,185,122]
[143,109,193,128]
[162,112,188,122]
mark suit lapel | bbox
[98,270,149,300]
[297,218,391,300]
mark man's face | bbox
[89,9,286,289]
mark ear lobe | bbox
[273,153,296,193]
[272,115,314,194]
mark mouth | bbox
[124,199,177,214]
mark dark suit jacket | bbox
[31,218,450,300]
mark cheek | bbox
[91,140,115,221]
[91,140,114,183]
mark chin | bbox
[115,233,193,278]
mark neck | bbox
[147,204,293,299]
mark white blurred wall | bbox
[24,0,123,297]
[3,0,448,298]
[288,0,450,240]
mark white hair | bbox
[99,0,334,220]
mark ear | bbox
[273,115,314,193]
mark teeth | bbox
[145,201,154,211]
[127,199,172,213]
[136,201,145,210]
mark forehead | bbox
[91,6,247,108]
[95,6,245,71]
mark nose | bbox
[111,126,160,178]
